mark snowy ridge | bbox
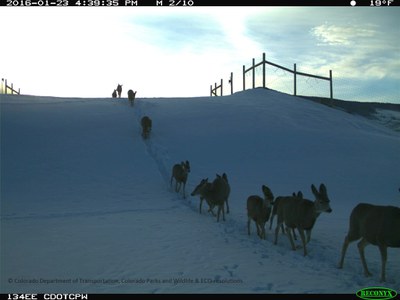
[1,89,399,294]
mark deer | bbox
[170,160,191,198]
[191,178,215,216]
[270,191,303,240]
[274,183,332,256]
[116,84,122,98]
[112,89,117,98]
[127,90,137,105]
[247,185,274,240]
[141,116,152,139]
[191,174,229,222]
[338,202,400,282]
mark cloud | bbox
[307,24,400,81]
[311,23,376,46]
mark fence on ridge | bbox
[210,52,333,106]
[1,78,21,95]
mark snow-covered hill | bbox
[1,89,399,294]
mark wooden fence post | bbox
[229,72,233,95]
[262,52,266,89]
[243,65,245,91]
[329,70,333,99]
[221,78,223,96]
[329,70,333,106]
[294,63,297,96]
[252,58,255,89]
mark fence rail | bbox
[211,52,333,105]
[1,78,20,95]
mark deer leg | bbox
[274,222,281,245]
[199,198,203,214]
[305,229,311,244]
[358,238,372,277]
[286,226,297,251]
[339,231,360,269]
[269,215,274,230]
[207,200,216,216]
[338,236,349,268]
[378,244,387,282]
[225,198,230,214]
[216,203,225,222]
[293,229,298,240]
[297,228,307,256]
[221,204,225,221]
[256,223,261,238]
[260,223,266,240]
[247,218,251,236]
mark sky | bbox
[1,89,399,294]
[0,6,399,103]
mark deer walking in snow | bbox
[274,183,332,256]
[191,174,230,222]
[141,116,152,139]
[247,185,274,240]
[170,160,191,198]
[128,90,137,106]
[270,191,303,240]
[116,84,122,98]
[338,202,400,282]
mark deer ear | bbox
[319,184,327,194]
[311,184,318,195]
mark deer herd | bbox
[111,84,400,283]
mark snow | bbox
[1,88,399,294]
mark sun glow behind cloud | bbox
[0,7,267,98]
